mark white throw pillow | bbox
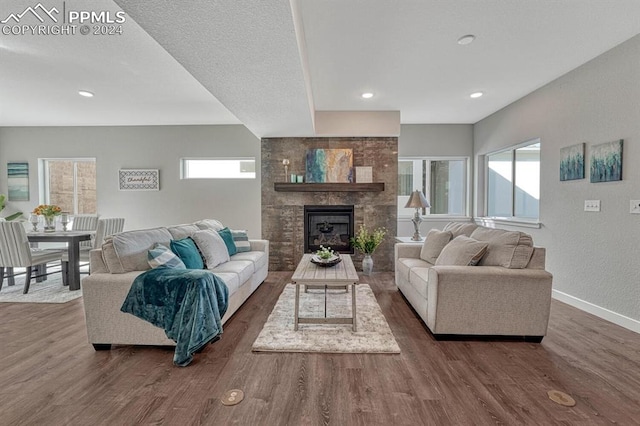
[419,229,453,264]
[435,236,488,266]
[191,229,230,269]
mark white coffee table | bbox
[291,254,360,331]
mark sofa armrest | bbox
[395,243,422,260]
[426,265,553,336]
[249,239,269,256]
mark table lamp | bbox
[404,190,430,241]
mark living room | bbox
[1,1,639,424]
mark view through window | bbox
[43,158,97,214]
[181,158,256,179]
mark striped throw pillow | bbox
[148,243,186,269]
[231,229,251,253]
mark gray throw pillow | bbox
[435,236,489,266]
[419,229,453,264]
[191,229,230,269]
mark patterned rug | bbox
[0,268,83,304]
[252,284,400,353]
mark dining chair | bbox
[62,217,125,284]
[0,221,64,294]
[72,214,99,248]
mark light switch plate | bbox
[631,200,640,214]
[584,200,600,212]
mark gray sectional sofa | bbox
[395,222,553,341]
[82,219,268,349]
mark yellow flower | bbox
[32,204,62,217]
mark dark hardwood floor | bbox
[1,272,639,425]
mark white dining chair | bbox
[62,217,125,284]
[72,214,100,248]
[0,221,64,294]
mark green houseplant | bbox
[350,225,386,275]
[0,194,23,221]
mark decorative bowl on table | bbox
[310,254,342,267]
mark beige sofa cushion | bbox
[435,236,488,266]
[470,227,534,269]
[443,222,478,238]
[191,229,230,269]
[103,227,172,273]
[167,224,200,239]
[420,229,452,264]
[195,219,225,231]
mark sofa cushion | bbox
[167,224,200,240]
[217,227,237,256]
[420,229,453,264]
[443,222,478,238]
[231,251,268,271]
[408,267,430,299]
[470,227,534,269]
[396,257,433,282]
[147,243,186,269]
[105,227,172,273]
[195,219,225,231]
[210,271,240,296]
[231,229,251,253]
[210,260,254,285]
[435,236,488,266]
[191,229,230,269]
[170,237,205,269]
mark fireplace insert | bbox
[304,205,354,254]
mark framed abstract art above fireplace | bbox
[305,148,353,183]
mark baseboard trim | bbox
[552,290,640,334]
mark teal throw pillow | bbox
[170,237,205,269]
[231,229,251,253]
[217,227,237,256]
[148,243,186,270]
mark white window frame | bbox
[398,156,471,220]
[482,138,541,227]
[180,157,256,179]
[39,158,96,215]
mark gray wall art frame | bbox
[7,162,29,201]
[118,169,160,191]
[559,143,585,181]
[590,139,623,183]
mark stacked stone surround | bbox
[262,137,398,271]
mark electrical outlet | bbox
[631,200,640,214]
[584,200,600,212]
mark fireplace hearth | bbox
[304,205,354,254]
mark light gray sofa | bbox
[395,222,552,342]
[82,220,268,350]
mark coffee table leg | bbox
[352,283,357,332]
[294,283,300,331]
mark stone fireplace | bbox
[261,137,398,271]
[304,205,354,254]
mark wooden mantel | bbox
[274,183,385,192]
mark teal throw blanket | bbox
[121,268,229,366]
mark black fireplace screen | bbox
[304,205,354,254]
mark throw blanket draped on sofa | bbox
[121,268,229,366]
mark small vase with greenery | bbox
[351,225,386,275]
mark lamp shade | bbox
[404,190,430,209]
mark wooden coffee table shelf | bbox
[291,254,360,331]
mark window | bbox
[486,140,540,220]
[42,158,97,214]
[181,158,256,179]
[398,157,468,217]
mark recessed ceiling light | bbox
[470,91,484,99]
[78,90,94,98]
[361,92,374,99]
[457,35,476,45]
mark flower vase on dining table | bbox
[43,215,56,232]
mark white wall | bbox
[0,125,262,236]
[397,124,474,237]
[474,35,640,330]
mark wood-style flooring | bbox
[1,272,639,425]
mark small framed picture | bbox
[119,169,160,191]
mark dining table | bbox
[27,231,93,291]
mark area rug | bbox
[0,271,82,304]
[252,284,401,353]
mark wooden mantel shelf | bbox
[274,182,385,192]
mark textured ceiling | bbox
[1,0,640,136]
